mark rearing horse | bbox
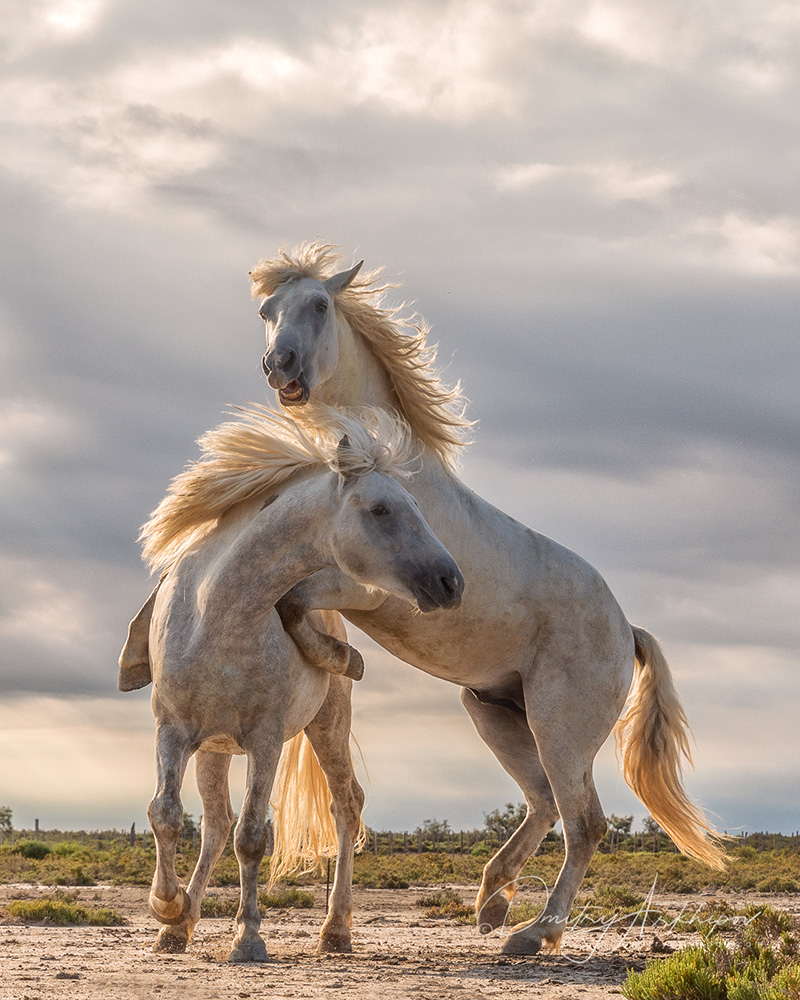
[251,243,727,955]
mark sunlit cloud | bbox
[45,0,102,34]
[578,0,698,67]
[495,159,680,203]
[689,212,800,275]
[115,5,514,123]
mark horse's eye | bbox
[315,300,328,314]
[371,505,389,517]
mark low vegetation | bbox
[0,834,798,893]
[5,891,125,926]
[200,885,314,918]
[622,905,800,1000]
[415,887,474,922]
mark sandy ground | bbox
[2,884,797,1000]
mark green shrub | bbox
[622,905,800,1000]
[16,840,51,860]
[622,942,725,999]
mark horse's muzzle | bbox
[414,566,464,612]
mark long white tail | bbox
[614,626,729,870]
[269,732,364,886]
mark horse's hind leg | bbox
[153,750,234,954]
[148,722,193,938]
[303,675,365,954]
[228,727,283,964]
[460,689,559,933]
[501,653,626,956]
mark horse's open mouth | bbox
[278,380,306,405]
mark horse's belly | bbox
[344,600,532,687]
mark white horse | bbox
[131,406,463,962]
[247,243,728,956]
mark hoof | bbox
[476,896,512,934]
[228,938,269,963]
[153,928,189,954]
[149,886,191,926]
[344,647,364,681]
[318,932,353,954]
[501,931,542,956]
[501,921,562,956]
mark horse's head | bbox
[258,263,362,408]
[330,440,464,613]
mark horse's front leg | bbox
[277,569,386,681]
[228,726,283,964]
[153,750,234,954]
[148,722,193,940]
[303,675,365,953]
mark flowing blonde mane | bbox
[140,404,418,572]
[249,242,473,469]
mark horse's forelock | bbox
[250,241,345,299]
[296,405,419,483]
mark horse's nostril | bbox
[282,349,297,371]
[261,353,271,376]
[441,575,455,595]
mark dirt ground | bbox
[1,884,797,1000]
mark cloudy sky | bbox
[1,0,798,838]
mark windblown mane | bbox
[249,242,473,469]
[140,404,418,572]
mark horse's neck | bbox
[316,316,396,409]
[204,477,335,623]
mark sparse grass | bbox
[198,885,316,918]
[414,887,474,921]
[6,892,126,926]
[200,894,239,918]
[258,886,314,909]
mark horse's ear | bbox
[324,261,363,296]
[336,434,355,483]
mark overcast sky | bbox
[0,0,798,837]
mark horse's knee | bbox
[234,818,269,863]
[148,793,183,839]
[566,807,606,848]
[276,593,306,629]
